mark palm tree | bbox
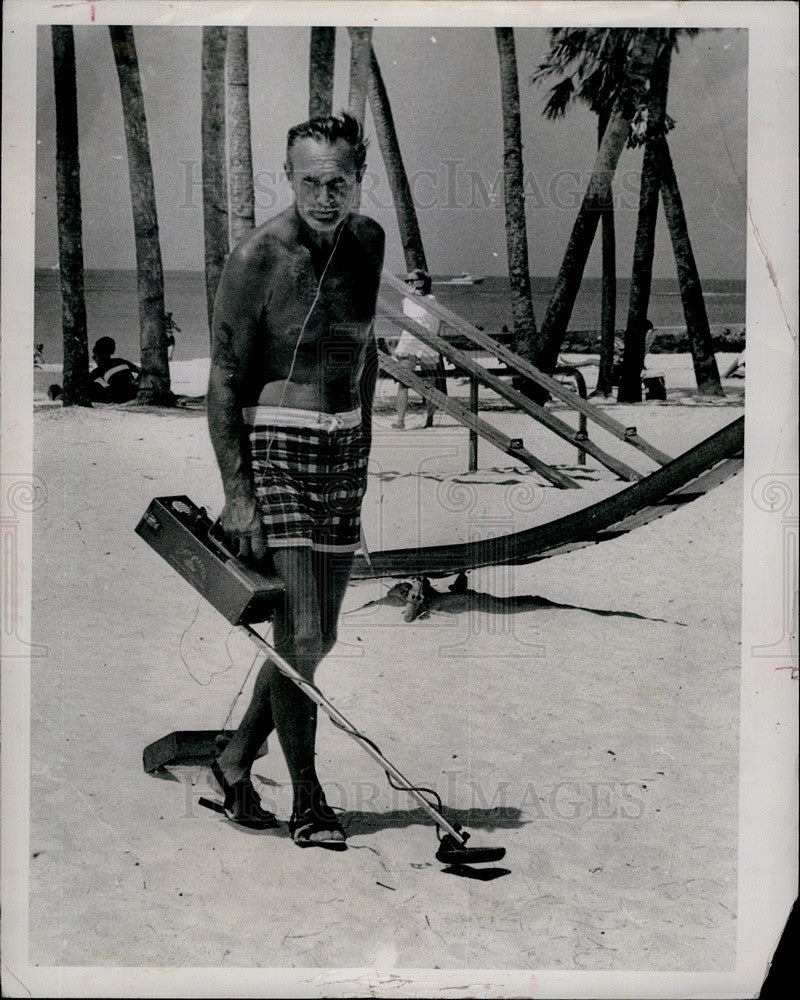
[226,27,255,248]
[52,26,91,407]
[356,34,428,272]
[536,28,723,398]
[620,30,722,397]
[616,33,674,402]
[659,139,724,394]
[597,111,617,397]
[201,26,229,337]
[360,34,448,397]
[532,29,662,381]
[348,27,372,125]
[532,28,633,395]
[109,25,172,404]
[495,27,538,366]
[347,27,372,212]
[309,27,336,118]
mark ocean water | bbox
[34,269,746,366]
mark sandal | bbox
[209,759,278,829]
[402,578,430,622]
[289,800,347,850]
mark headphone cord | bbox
[263,220,347,467]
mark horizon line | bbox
[33,266,747,281]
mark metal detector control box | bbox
[135,496,284,625]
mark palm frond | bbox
[530,59,563,86]
[533,26,684,125]
[672,27,701,53]
[542,76,575,119]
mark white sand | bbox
[29,381,744,971]
[33,351,746,402]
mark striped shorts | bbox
[244,406,369,553]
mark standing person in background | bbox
[392,269,442,429]
[639,320,667,400]
[612,319,656,392]
[164,311,181,360]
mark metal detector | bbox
[137,496,506,868]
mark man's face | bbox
[286,137,361,234]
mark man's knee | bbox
[292,627,323,673]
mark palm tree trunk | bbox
[616,142,661,402]
[495,27,537,367]
[202,26,229,339]
[348,27,372,125]
[659,138,724,395]
[534,29,662,380]
[52,26,91,407]
[348,27,372,211]
[109,26,172,405]
[226,27,255,248]
[309,27,335,118]
[596,110,617,397]
[596,209,617,395]
[363,39,428,272]
[618,37,672,403]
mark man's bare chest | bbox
[260,245,377,347]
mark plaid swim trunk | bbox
[244,406,369,553]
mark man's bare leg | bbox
[216,546,355,839]
[269,549,354,808]
[393,384,409,428]
[422,389,436,428]
[215,663,275,785]
[313,548,356,652]
[216,546,319,788]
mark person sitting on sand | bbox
[207,112,385,848]
[89,337,140,403]
[46,336,140,403]
[724,349,745,378]
[392,269,442,429]
[612,319,656,390]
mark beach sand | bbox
[28,357,744,972]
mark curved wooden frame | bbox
[352,416,744,579]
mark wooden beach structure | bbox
[358,272,745,581]
[377,271,672,483]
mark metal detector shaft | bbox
[241,623,467,846]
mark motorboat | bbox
[436,273,484,286]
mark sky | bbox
[35,25,748,278]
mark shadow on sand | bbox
[336,803,525,838]
[340,806,517,878]
[358,585,686,626]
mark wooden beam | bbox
[379,353,581,489]
[381,271,672,466]
[378,297,642,482]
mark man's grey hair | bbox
[286,111,368,174]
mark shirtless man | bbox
[206,113,385,848]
